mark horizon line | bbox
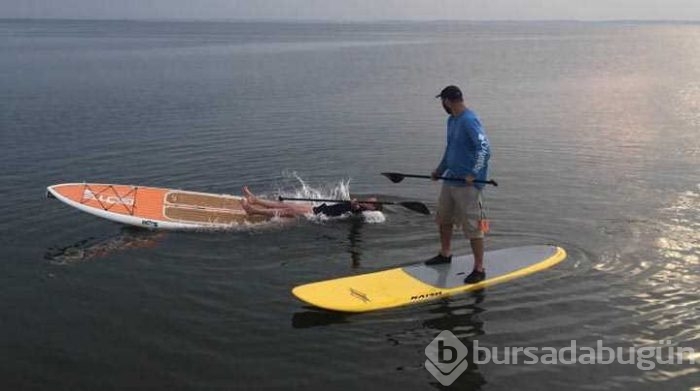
[2,17,700,24]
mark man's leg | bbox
[243,186,290,209]
[241,199,307,218]
[470,238,484,272]
[252,198,292,209]
[440,223,453,257]
[425,184,455,265]
[462,187,486,283]
[243,186,315,212]
[463,235,486,283]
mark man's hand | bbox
[431,171,440,181]
[465,175,475,185]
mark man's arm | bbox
[432,151,448,180]
[464,119,490,183]
[471,132,490,175]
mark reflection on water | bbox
[404,292,488,390]
[676,82,700,128]
[347,218,365,268]
[291,310,351,329]
[656,186,700,272]
[644,186,700,374]
[45,227,165,264]
[573,186,700,387]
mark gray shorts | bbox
[436,184,486,239]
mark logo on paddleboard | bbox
[349,288,370,302]
[410,291,443,301]
[83,190,135,206]
[425,330,469,386]
[141,220,159,228]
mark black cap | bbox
[436,85,463,101]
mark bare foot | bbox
[240,197,253,213]
[242,186,257,203]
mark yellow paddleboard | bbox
[292,245,566,312]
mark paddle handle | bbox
[403,174,498,186]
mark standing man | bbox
[426,85,491,284]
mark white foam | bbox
[275,172,386,223]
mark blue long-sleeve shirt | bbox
[436,109,491,188]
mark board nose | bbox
[46,185,58,199]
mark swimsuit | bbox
[312,203,357,217]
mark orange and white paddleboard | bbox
[47,183,269,230]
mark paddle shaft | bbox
[277,195,431,215]
[398,173,497,186]
[278,196,393,205]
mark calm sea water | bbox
[1,19,699,390]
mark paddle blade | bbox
[399,202,431,215]
[380,172,405,183]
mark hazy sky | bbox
[2,0,699,21]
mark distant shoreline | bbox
[1,18,699,25]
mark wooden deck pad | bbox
[166,191,243,211]
[164,206,267,225]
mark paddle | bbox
[381,172,498,187]
[277,196,431,215]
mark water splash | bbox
[277,172,385,223]
[280,171,352,202]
